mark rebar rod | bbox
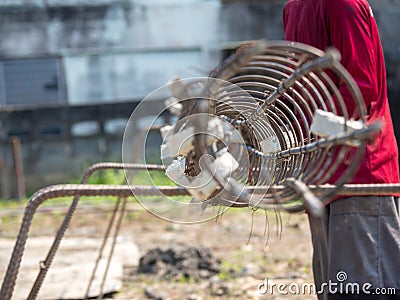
[1,183,181,300]
[84,197,122,300]
[2,182,400,300]
[244,48,341,126]
[275,121,381,159]
[98,197,127,300]
[27,163,164,300]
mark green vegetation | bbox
[0,168,179,208]
[218,261,242,280]
[86,169,126,185]
[127,170,176,187]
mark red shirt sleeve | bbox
[325,0,378,118]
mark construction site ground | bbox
[0,200,315,300]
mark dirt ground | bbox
[0,201,316,299]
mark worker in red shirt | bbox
[283,0,400,298]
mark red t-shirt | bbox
[283,0,399,190]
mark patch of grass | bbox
[128,170,175,186]
[0,168,181,213]
[87,169,126,185]
[0,199,26,209]
[218,260,245,280]
[178,275,196,284]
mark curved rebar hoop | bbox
[168,40,380,211]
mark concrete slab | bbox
[0,236,140,299]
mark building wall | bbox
[369,0,400,148]
[0,0,222,105]
[1,1,397,105]
[0,0,399,197]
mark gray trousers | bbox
[309,196,400,299]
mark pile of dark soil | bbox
[137,245,221,281]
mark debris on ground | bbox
[137,245,221,281]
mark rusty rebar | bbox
[174,41,370,208]
[27,163,164,300]
[0,184,191,300]
[26,163,163,300]
[84,197,123,300]
[98,197,127,300]
[2,182,400,300]
[244,48,341,126]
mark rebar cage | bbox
[1,41,399,300]
[153,41,380,214]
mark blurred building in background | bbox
[0,0,399,198]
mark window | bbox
[0,57,66,106]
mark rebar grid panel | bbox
[161,41,381,211]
